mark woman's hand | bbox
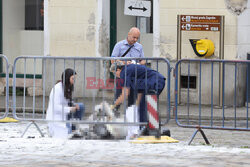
[70,104,79,113]
[75,104,80,110]
[70,107,76,113]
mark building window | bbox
[25,0,44,30]
[181,75,197,89]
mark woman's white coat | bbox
[46,82,71,138]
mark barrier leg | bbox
[146,94,160,139]
[188,127,210,145]
[21,121,44,138]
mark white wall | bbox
[159,0,239,60]
[3,0,43,74]
[238,1,250,59]
[20,30,44,55]
[96,0,110,57]
[3,0,25,72]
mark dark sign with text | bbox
[180,15,221,31]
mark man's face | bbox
[127,31,140,45]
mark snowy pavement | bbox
[1,121,250,167]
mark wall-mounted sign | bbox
[180,15,221,31]
[181,23,220,31]
[181,15,221,23]
[189,39,215,57]
[124,0,151,17]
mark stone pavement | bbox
[0,120,250,167]
[1,95,250,166]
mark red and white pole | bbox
[146,94,160,138]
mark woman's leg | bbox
[66,115,72,134]
[70,103,85,131]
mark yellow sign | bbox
[190,39,215,57]
[130,136,179,144]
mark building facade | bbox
[0,0,250,104]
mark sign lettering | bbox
[180,15,221,31]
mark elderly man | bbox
[111,27,146,110]
[111,27,146,65]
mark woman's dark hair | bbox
[61,68,77,101]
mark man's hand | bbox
[110,104,116,111]
[110,104,120,117]
[110,104,121,111]
[139,60,146,65]
[126,61,133,65]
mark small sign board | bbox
[124,0,151,17]
[181,15,221,24]
[180,15,221,31]
[181,23,220,31]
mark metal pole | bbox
[177,15,182,104]
[219,16,225,107]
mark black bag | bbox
[121,45,134,57]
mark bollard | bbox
[146,94,160,139]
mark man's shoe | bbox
[161,128,171,137]
[139,127,149,136]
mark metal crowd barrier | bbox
[0,54,9,119]
[11,56,171,137]
[175,59,250,145]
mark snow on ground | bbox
[1,121,250,167]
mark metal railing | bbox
[11,56,171,137]
[175,59,250,144]
[3,55,250,143]
[0,54,10,119]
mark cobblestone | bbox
[0,120,250,167]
